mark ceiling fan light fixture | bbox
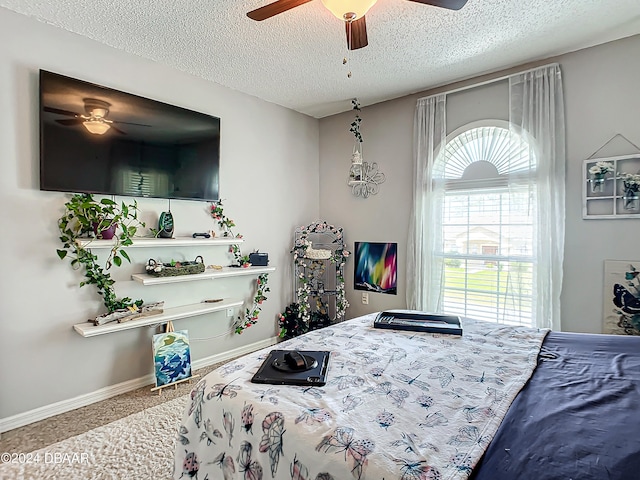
[83,120,111,135]
[320,0,377,20]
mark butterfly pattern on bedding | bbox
[174,314,547,480]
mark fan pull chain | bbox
[344,20,352,78]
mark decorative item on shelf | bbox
[346,99,385,198]
[588,161,614,193]
[619,172,640,212]
[56,193,146,313]
[249,251,269,266]
[158,210,174,238]
[304,240,332,259]
[293,221,350,326]
[146,256,205,277]
[92,301,165,326]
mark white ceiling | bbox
[2,0,640,118]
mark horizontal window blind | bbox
[440,187,535,326]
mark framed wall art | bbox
[354,241,397,295]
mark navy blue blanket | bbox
[471,331,640,480]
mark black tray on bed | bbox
[374,310,463,335]
[251,350,330,386]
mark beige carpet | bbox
[0,364,222,455]
[0,396,186,480]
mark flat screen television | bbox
[39,70,220,201]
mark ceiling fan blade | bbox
[55,118,83,126]
[112,120,152,127]
[44,106,80,117]
[406,0,468,10]
[247,0,313,21]
[110,125,127,135]
[346,16,368,50]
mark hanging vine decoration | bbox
[292,221,350,326]
[209,200,248,266]
[209,200,270,334]
[350,98,363,143]
[347,98,385,197]
[235,273,270,334]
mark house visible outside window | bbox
[436,122,536,326]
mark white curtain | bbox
[509,64,566,330]
[407,65,565,330]
[406,94,447,311]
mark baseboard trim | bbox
[0,336,278,433]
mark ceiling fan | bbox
[247,0,468,50]
[44,98,150,135]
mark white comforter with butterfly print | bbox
[173,313,547,480]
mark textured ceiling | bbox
[2,0,640,117]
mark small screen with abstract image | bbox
[354,242,397,294]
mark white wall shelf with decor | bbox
[71,237,275,337]
[73,299,244,337]
[583,154,640,219]
[132,265,276,285]
[76,236,243,249]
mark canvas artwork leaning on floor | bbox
[603,260,640,335]
[153,329,192,388]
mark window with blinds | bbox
[119,169,169,198]
[436,125,536,326]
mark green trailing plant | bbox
[57,193,146,313]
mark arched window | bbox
[435,122,537,326]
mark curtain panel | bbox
[406,94,447,311]
[509,64,566,330]
[408,64,565,330]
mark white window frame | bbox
[434,120,538,326]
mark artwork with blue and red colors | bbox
[354,242,397,295]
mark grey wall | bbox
[319,34,640,333]
[0,8,319,421]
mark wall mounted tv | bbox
[39,70,220,201]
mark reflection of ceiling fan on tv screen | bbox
[247,0,468,50]
[44,98,150,135]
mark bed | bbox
[173,313,640,480]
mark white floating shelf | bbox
[76,236,244,249]
[73,299,244,337]
[132,265,276,285]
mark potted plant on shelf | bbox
[57,193,146,312]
